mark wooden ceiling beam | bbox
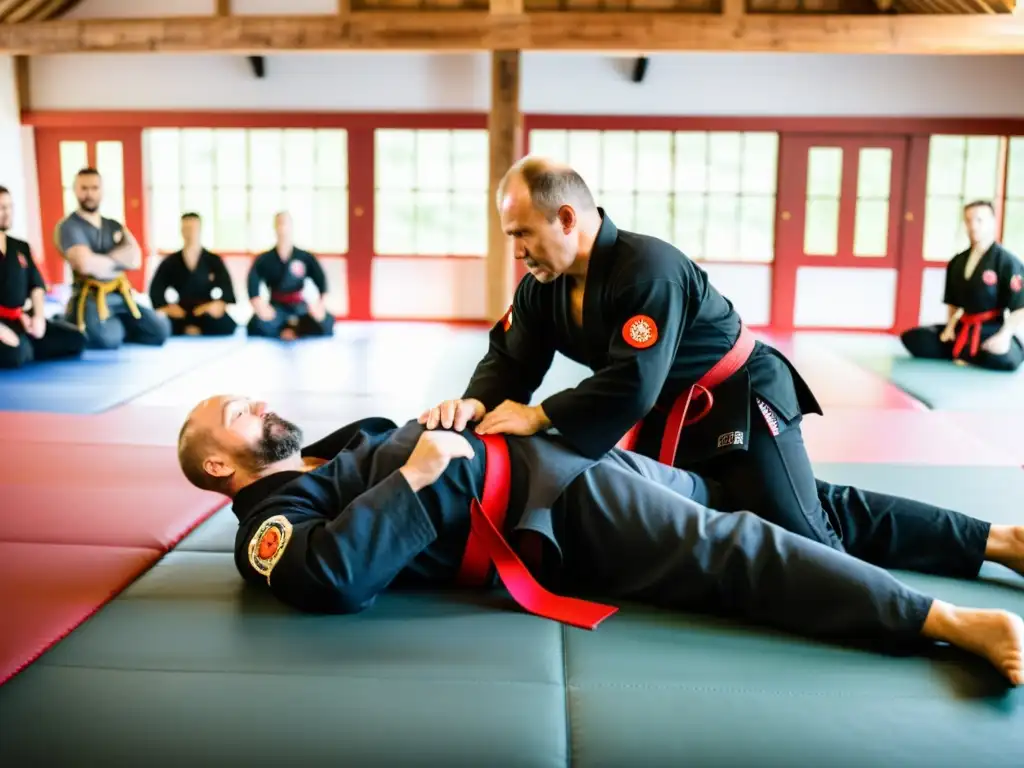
[0,12,1022,55]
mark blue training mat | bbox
[0,335,246,414]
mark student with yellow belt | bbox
[57,167,171,350]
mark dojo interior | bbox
[2,0,1024,764]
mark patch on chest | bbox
[982,269,998,286]
[622,315,659,349]
[501,304,513,332]
[289,259,306,278]
[716,431,744,448]
[248,515,293,583]
[1011,275,1022,293]
[17,253,27,269]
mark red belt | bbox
[271,291,304,305]
[952,309,1003,359]
[0,305,23,321]
[456,432,618,631]
[616,324,757,464]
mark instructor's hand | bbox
[418,398,486,432]
[939,324,956,344]
[400,430,476,492]
[475,400,550,437]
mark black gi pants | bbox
[699,406,991,580]
[554,452,935,644]
[247,301,335,338]
[66,293,172,350]
[0,318,86,369]
[901,323,1024,372]
[170,313,238,337]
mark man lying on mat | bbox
[177,394,1024,686]
[0,186,85,369]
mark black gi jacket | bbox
[231,418,598,614]
[944,243,1024,340]
[462,211,821,465]
[246,247,328,303]
[0,236,46,312]
[149,249,236,314]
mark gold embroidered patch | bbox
[248,515,293,583]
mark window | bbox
[922,135,1002,262]
[1004,137,1024,257]
[58,140,88,220]
[374,129,489,256]
[528,129,779,262]
[143,128,349,254]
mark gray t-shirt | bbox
[58,213,127,276]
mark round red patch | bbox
[258,528,281,560]
[1011,275,1023,293]
[622,315,659,349]
[289,259,306,278]
[982,269,998,286]
[501,304,513,332]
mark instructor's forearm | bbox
[29,287,44,317]
[947,305,964,324]
[72,252,121,280]
[108,241,141,270]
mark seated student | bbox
[177,394,1024,687]
[0,186,84,369]
[58,167,171,350]
[246,212,334,340]
[149,212,238,337]
[901,200,1024,372]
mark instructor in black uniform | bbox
[421,157,1007,564]
[0,186,85,369]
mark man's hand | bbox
[194,301,226,319]
[419,398,486,432]
[309,300,326,322]
[475,400,550,437]
[939,324,957,344]
[254,301,276,322]
[983,329,1013,356]
[161,304,187,319]
[27,314,45,339]
[0,322,20,348]
[400,430,476,492]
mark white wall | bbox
[0,57,27,236]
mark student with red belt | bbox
[901,200,1024,372]
[176,394,1024,686]
[0,186,85,369]
[245,212,335,340]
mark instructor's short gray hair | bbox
[498,156,598,221]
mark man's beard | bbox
[252,413,303,467]
[78,199,99,213]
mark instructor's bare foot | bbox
[923,601,1024,685]
[985,525,1024,577]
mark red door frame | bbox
[773,133,910,332]
[34,127,147,290]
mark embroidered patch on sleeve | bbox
[501,304,513,332]
[1011,274,1023,293]
[756,397,781,437]
[622,315,659,349]
[248,515,293,583]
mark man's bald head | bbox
[497,156,597,222]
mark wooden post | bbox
[486,49,522,322]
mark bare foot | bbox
[923,602,1024,685]
[184,325,202,336]
[280,328,297,341]
[984,525,1024,577]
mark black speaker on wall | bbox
[631,57,649,83]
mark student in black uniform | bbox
[246,211,334,340]
[176,394,1024,686]
[901,200,1024,371]
[149,212,238,337]
[0,186,85,369]
[421,157,1011,560]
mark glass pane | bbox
[739,195,775,263]
[1007,138,1024,198]
[180,129,215,186]
[566,131,602,192]
[853,199,890,257]
[706,133,742,194]
[312,188,348,254]
[60,141,89,190]
[673,193,706,259]
[635,132,673,193]
[143,130,178,188]
[62,188,78,217]
[248,187,283,251]
[451,130,488,191]
[926,135,966,196]
[182,185,215,226]
[375,130,416,190]
[601,132,637,192]
[529,130,568,161]
[923,196,966,262]
[103,187,126,227]
[249,130,283,188]
[674,132,708,194]
[1002,199,1024,257]
[214,130,248,188]
[807,147,843,197]
[704,194,739,260]
[963,136,1001,201]
[741,132,779,195]
[634,193,673,243]
[149,186,183,252]
[283,130,316,188]
[450,191,487,255]
[283,187,315,245]
[375,190,416,254]
[314,130,348,188]
[415,131,453,192]
[214,186,248,252]
[857,148,892,198]
[603,193,635,230]
[804,198,840,256]
[95,141,124,192]
[414,191,452,255]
